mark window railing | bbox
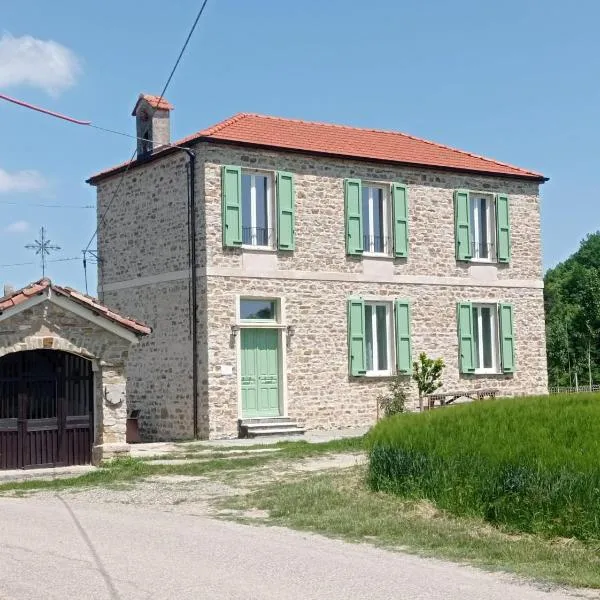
[242,227,275,247]
[471,241,496,261]
[363,235,391,255]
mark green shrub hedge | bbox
[367,394,600,541]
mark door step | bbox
[239,417,305,438]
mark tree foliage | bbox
[545,231,600,387]
[412,352,445,398]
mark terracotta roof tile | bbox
[89,112,546,183]
[0,279,151,335]
[131,93,174,115]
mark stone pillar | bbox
[92,361,130,463]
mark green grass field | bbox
[368,394,600,541]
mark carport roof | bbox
[0,278,151,335]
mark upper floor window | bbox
[242,172,273,248]
[454,190,510,263]
[221,166,295,251]
[345,179,409,258]
[362,185,390,255]
[470,193,496,262]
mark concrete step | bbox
[239,417,305,438]
[240,417,298,425]
[245,426,306,437]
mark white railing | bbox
[549,384,600,395]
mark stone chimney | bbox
[3,284,15,298]
[132,94,174,157]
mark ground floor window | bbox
[472,304,499,373]
[365,302,393,375]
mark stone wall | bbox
[0,301,136,457]
[94,138,547,440]
[201,142,543,281]
[102,278,208,441]
[205,277,547,438]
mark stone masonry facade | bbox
[95,141,547,440]
[0,301,134,459]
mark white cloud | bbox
[0,33,81,96]
[4,220,30,234]
[0,168,47,194]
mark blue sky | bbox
[1,0,598,294]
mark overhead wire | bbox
[0,1,211,283]
[82,0,210,257]
[0,256,80,268]
[0,201,94,209]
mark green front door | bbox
[241,328,281,418]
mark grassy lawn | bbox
[368,394,600,542]
[222,466,600,589]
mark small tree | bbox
[376,375,408,418]
[412,352,445,411]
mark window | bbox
[364,302,393,375]
[241,172,273,247]
[469,193,496,261]
[240,299,277,321]
[362,185,390,255]
[472,304,499,373]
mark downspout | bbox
[185,149,199,439]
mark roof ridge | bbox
[200,112,252,136]
[215,113,541,177]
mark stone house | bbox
[87,94,548,441]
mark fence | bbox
[549,384,600,395]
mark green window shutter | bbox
[277,171,295,250]
[347,298,366,376]
[345,179,363,255]
[394,300,412,374]
[495,194,511,263]
[457,302,476,373]
[392,183,409,258]
[454,189,472,261]
[499,303,516,373]
[221,165,242,247]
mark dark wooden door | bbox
[0,351,93,469]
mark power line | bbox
[155,0,210,109]
[0,94,194,153]
[83,0,210,256]
[0,256,81,268]
[0,201,94,209]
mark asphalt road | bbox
[0,496,586,600]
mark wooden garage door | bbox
[0,350,93,470]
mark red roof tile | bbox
[0,279,151,336]
[89,113,545,183]
[131,93,174,115]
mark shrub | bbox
[412,352,444,411]
[367,394,600,541]
[377,376,408,418]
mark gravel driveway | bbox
[0,494,592,600]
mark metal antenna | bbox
[25,227,61,278]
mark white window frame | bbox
[472,303,500,374]
[470,193,497,263]
[362,184,391,257]
[365,301,394,376]
[241,171,274,249]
